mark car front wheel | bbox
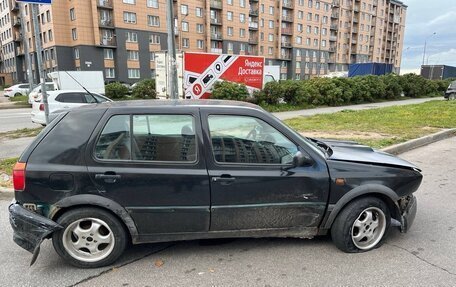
[331,197,391,253]
[52,207,127,268]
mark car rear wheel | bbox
[331,197,390,253]
[52,207,127,268]
[449,93,456,101]
[14,92,22,97]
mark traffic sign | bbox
[16,0,52,4]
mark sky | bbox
[401,0,456,73]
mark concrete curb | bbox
[382,129,456,155]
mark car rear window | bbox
[95,114,196,162]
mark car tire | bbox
[331,197,391,253]
[14,92,22,97]
[449,93,456,101]
[52,207,128,268]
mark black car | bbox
[9,100,421,268]
[444,80,456,100]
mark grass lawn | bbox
[0,127,43,140]
[0,157,18,188]
[8,95,30,106]
[285,100,456,149]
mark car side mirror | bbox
[283,151,313,171]
[293,151,313,167]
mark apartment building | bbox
[0,0,407,84]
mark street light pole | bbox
[422,32,436,66]
[31,4,49,124]
[166,0,179,99]
[19,3,34,94]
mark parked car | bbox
[3,83,35,97]
[27,82,55,104]
[444,80,456,100]
[30,90,111,125]
[9,100,421,268]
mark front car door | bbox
[85,107,210,239]
[200,108,330,233]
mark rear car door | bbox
[85,108,210,237]
[201,108,330,231]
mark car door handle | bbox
[63,106,70,109]
[95,173,121,183]
[212,175,236,185]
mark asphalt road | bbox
[0,137,455,286]
[0,108,41,133]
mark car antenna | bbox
[63,70,96,98]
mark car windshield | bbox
[450,81,456,89]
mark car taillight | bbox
[13,162,26,191]
[5,88,11,92]
[39,104,44,111]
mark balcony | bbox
[331,12,339,19]
[282,15,293,22]
[210,48,223,54]
[97,0,113,9]
[281,28,293,35]
[330,24,338,30]
[11,3,19,11]
[210,32,223,40]
[100,37,117,47]
[352,27,358,33]
[281,41,292,48]
[13,17,21,27]
[354,5,360,12]
[329,47,336,52]
[353,17,359,23]
[13,33,22,42]
[249,9,259,16]
[210,18,222,25]
[248,38,258,44]
[332,0,340,7]
[279,53,291,60]
[248,21,259,30]
[329,35,337,41]
[282,0,293,9]
[351,39,357,44]
[99,18,114,28]
[210,0,222,9]
[16,47,25,56]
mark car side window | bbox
[132,114,196,162]
[84,94,97,104]
[95,115,131,160]
[208,115,298,164]
[19,84,29,89]
[56,93,85,103]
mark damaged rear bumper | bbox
[9,202,62,265]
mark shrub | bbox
[105,82,129,99]
[211,81,249,101]
[132,79,157,99]
[380,74,403,99]
[254,81,283,105]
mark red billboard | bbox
[183,52,265,99]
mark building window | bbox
[239,28,245,38]
[227,27,233,36]
[48,29,53,41]
[196,24,203,33]
[150,52,155,61]
[74,48,80,59]
[128,69,140,79]
[71,28,77,40]
[147,0,159,8]
[151,69,156,78]
[269,6,274,15]
[105,68,115,78]
[240,43,245,51]
[149,34,160,44]
[268,47,273,55]
[123,12,137,24]
[127,50,139,60]
[148,15,159,26]
[126,32,138,42]
[268,33,273,42]
[227,42,233,51]
[70,8,75,21]
[268,20,274,28]
[197,40,204,49]
[181,5,188,15]
[196,7,203,17]
[321,40,326,47]
[296,36,302,44]
[239,13,245,23]
[182,38,189,48]
[240,0,245,7]
[104,49,114,59]
[181,21,189,32]
[46,10,51,22]
[123,0,135,4]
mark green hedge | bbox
[211,74,447,107]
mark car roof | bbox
[46,90,100,95]
[76,99,264,112]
